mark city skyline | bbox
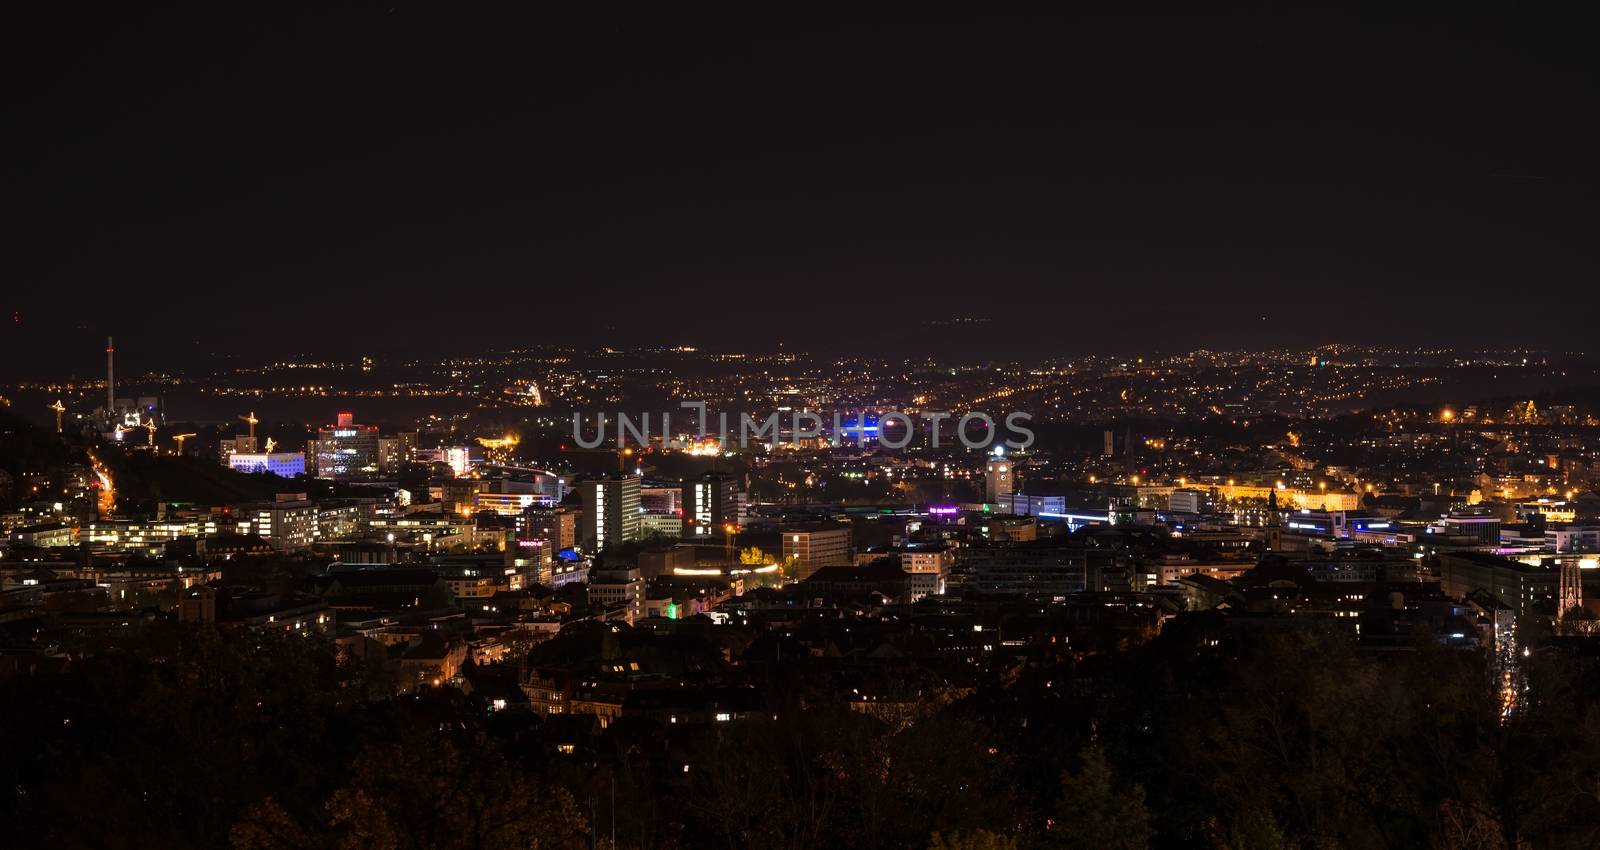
[8,9,1600,849]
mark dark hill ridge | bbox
[100,452,329,508]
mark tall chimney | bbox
[106,336,115,412]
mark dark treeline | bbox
[4,619,1600,849]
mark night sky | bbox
[4,6,1596,372]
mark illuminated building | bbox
[985,447,1014,501]
[8,522,76,548]
[316,500,374,539]
[220,434,257,466]
[494,472,565,505]
[641,512,684,539]
[473,491,555,517]
[1287,489,1362,511]
[520,505,578,551]
[441,479,486,516]
[228,451,307,477]
[901,543,952,600]
[781,522,851,580]
[1439,513,1502,546]
[445,447,473,477]
[235,494,318,551]
[580,474,642,552]
[1518,500,1577,524]
[684,473,737,536]
[378,432,417,474]
[473,433,520,466]
[1168,489,1206,514]
[1545,522,1600,553]
[1284,509,1350,537]
[86,518,224,554]
[1559,557,1583,616]
[309,412,380,480]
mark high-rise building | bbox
[378,432,417,475]
[309,412,380,480]
[580,474,642,552]
[684,472,738,536]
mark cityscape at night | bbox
[4,6,1600,850]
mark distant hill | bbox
[0,408,75,480]
[101,451,327,508]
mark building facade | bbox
[580,475,642,552]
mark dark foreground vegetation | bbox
[5,618,1600,850]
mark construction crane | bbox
[140,419,157,448]
[48,400,65,433]
[238,411,259,440]
[172,433,197,455]
[264,437,277,454]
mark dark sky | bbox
[3,5,1596,373]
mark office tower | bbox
[685,472,738,536]
[580,474,642,552]
[309,412,380,479]
[378,432,417,475]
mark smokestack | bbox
[106,336,115,413]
